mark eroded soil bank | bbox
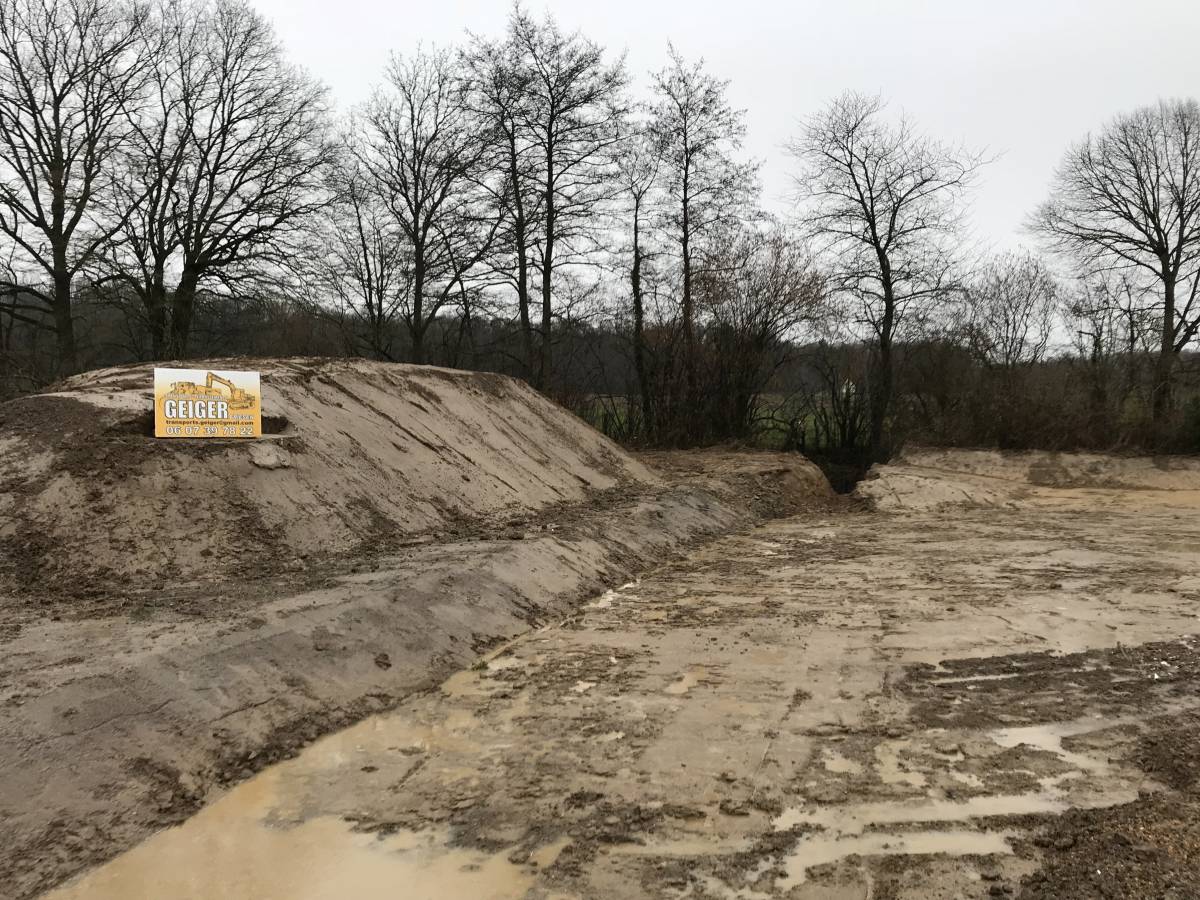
[28,450,1200,899]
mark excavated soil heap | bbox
[857,445,1200,511]
[0,358,654,598]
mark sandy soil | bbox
[26,449,1200,900]
[0,358,653,607]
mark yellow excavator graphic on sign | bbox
[168,372,256,411]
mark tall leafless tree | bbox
[102,0,333,357]
[1034,98,1200,429]
[92,0,197,357]
[308,156,410,359]
[0,0,149,373]
[507,6,627,390]
[460,27,539,376]
[615,124,659,438]
[357,48,497,364]
[789,92,984,457]
[649,47,757,430]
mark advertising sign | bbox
[153,367,262,438]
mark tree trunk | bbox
[410,250,426,365]
[51,262,78,376]
[1087,337,1110,442]
[631,205,652,440]
[169,268,200,358]
[868,286,896,459]
[506,131,535,380]
[1151,270,1176,430]
[680,172,696,443]
[516,253,533,375]
[538,147,555,392]
[146,268,168,359]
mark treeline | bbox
[2,0,1200,459]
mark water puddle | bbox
[929,671,1029,685]
[781,829,1014,886]
[43,808,540,900]
[821,749,864,776]
[611,834,753,857]
[989,716,1131,776]
[774,793,1069,834]
[664,666,706,695]
[873,739,927,787]
[42,686,549,900]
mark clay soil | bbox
[14,448,1200,900]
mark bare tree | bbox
[101,0,333,357]
[1063,270,1156,435]
[789,92,983,457]
[965,251,1057,369]
[697,225,824,439]
[308,156,410,359]
[91,0,198,357]
[649,47,757,428]
[0,0,149,373]
[357,47,497,364]
[507,6,627,390]
[1034,99,1200,429]
[961,251,1058,444]
[460,27,539,376]
[172,0,333,355]
[615,124,659,437]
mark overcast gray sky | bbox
[251,0,1200,251]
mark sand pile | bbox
[898,447,1200,490]
[857,446,1200,511]
[0,358,655,598]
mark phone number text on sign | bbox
[160,423,258,437]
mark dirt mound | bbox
[642,449,837,516]
[856,446,1200,511]
[898,446,1200,490]
[0,358,654,599]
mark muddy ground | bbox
[22,450,1200,900]
[0,446,831,900]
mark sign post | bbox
[153,367,263,438]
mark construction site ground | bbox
[10,446,1200,899]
